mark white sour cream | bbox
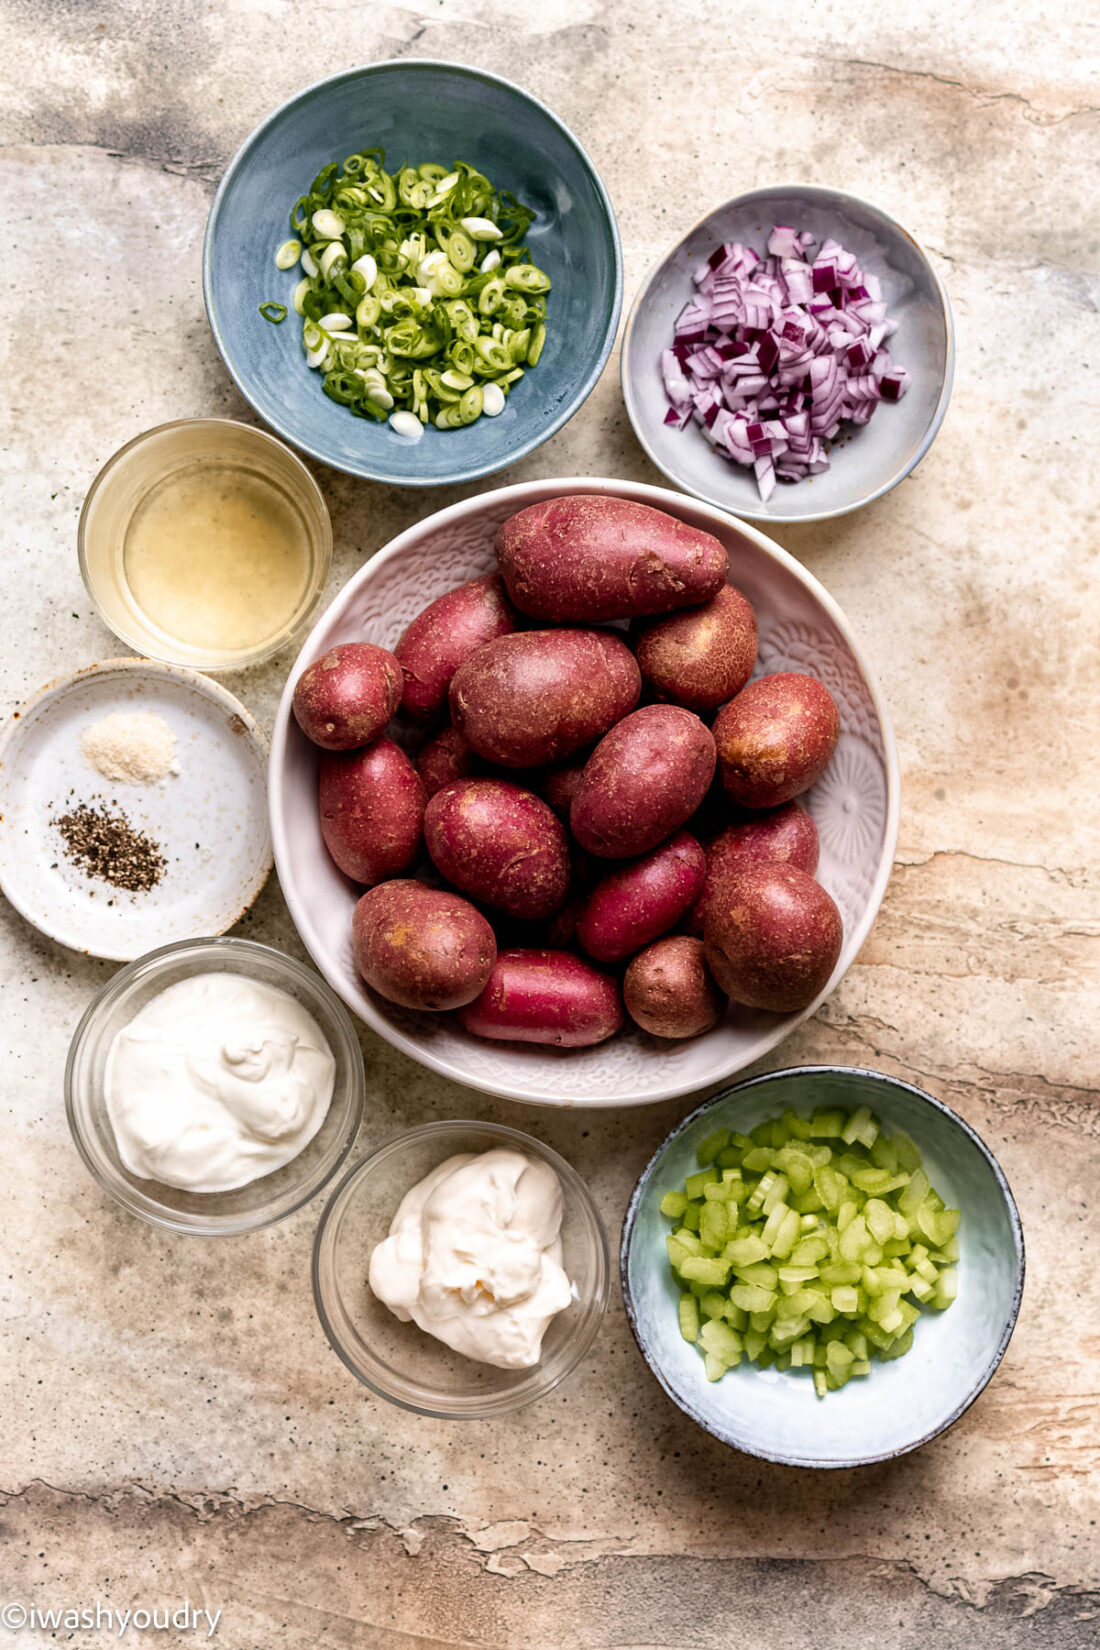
[105,974,336,1192]
[368,1148,574,1369]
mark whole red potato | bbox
[714,672,839,808]
[576,832,706,963]
[632,584,758,712]
[353,881,496,1011]
[292,642,403,751]
[703,863,842,1013]
[424,778,569,921]
[570,705,716,858]
[458,949,624,1048]
[395,573,519,720]
[318,739,426,886]
[417,725,477,797]
[684,803,819,937]
[624,936,726,1039]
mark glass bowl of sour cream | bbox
[65,937,364,1234]
[312,1120,610,1416]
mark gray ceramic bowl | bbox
[204,61,622,486]
[622,185,954,522]
[621,1067,1023,1467]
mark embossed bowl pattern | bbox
[269,478,900,1106]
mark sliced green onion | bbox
[268,145,547,433]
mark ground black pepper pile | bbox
[50,798,167,892]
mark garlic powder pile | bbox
[80,711,180,785]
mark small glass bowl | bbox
[65,938,364,1235]
[312,1120,610,1416]
[78,418,332,672]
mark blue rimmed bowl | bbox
[622,185,953,522]
[204,60,622,486]
[621,1066,1024,1467]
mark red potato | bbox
[424,779,569,920]
[576,832,706,963]
[292,642,403,751]
[395,573,519,720]
[540,760,588,819]
[683,803,820,937]
[319,738,426,886]
[496,495,728,622]
[570,705,716,858]
[632,584,758,712]
[417,725,477,796]
[703,863,843,1013]
[458,949,624,1047]
[714,672,839,809]
[624,936,726,1039]
[353,881,496,1011]
[450,628,641,768]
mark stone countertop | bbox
[1,3,1097,1646]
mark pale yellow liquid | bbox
[123,462,312,654]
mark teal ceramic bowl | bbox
[203,61,622,486]
[621,1067,1024,1467]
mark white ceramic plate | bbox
[270,478,900,1107]
[0,659,272,960]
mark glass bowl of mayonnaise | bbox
[312,1120,610,1416]
[65,937,365,1234]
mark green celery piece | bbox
[685,1168,721,1199]
[831,1285,860,1314]
[724,1302,749,1330]
[897,1167,930,1217]
[660,1191,689,1220]
[678,1293,700,1342]
[882,1233,911,1257]
[699,1319,743,1361]
[931,1267,958,1309]
[850,1358,872,1376]
[813,1369,829,1398]
[836,1198,859,1235]
[814,1164,844,1211]
[770,1207,802,1260]
[809,1109,846,1138]
[805,1293,836,1325]
[913,1253,938,1284]
[703,1350,728,1382]
[703,1179,734,1203]
[804,1143,835,1166]
[681,1200,702,1232]
[699,1201,729,1251]
[818,1260,861,1286]
[775,1288,817,1320]
[730,1282,776,1313]
[749,1308,774,1332]
[732,1262,778,1290]
[743,1145,777,1171]
[671,1227,704,1256]
[762,1173,791,1216]
[774,1351,793,1372]
[843,1328,869,1360]
[688,1280,709,1299]
[841,1106,880,1149]
[892,1130,922,1173]
[755,1348,776,1369]
[715,1144,744,1171]
[896,1299,921,1332]
[745,1168,777,1214]
[826,1339,855,1372]
[868,1289,902,1325]
[775,1147,815,1195]
[778,1265,820,1285]
[864,1198,896,1244]
[761,1201,791,1250]
[666,1235,690,1271]
[789,1335,815,1367]
[696,1126,730,1166]
[908,1274,934,1303]
[932,1237,960,1263]
[838,1214,872,1263]
[723,1234,769,1266]
[791,1186,826,1214]
[870,1132,899,1173]
[699,1290,727,1320]
[861,1320,894,1351]
[790,1235,830,1267]
[781,1108,815,1141]
[743,1327,768,1362]
[769,1314,810,1346]
[680,1255,731,1287]
[850,1166,893,1194]
[879,1326,915,1361]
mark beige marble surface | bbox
[1,2,1098,1645]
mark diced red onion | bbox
[659,223,909,499]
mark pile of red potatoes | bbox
[292,495,844,1050]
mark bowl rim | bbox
[619,1063,1026,1467]
[0,657,274,960]
[202,58,624,487]
[269,474,902,1105]
[621,182,956,523]
[77,416,333,672]
[64,934,366,1235]
[311,1116,611,1416]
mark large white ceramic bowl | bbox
[269,478,899,1105]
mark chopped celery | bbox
[658,1103,960,1395]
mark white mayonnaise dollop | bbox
[105,973,336,1192]
[368,1148,574,1369]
